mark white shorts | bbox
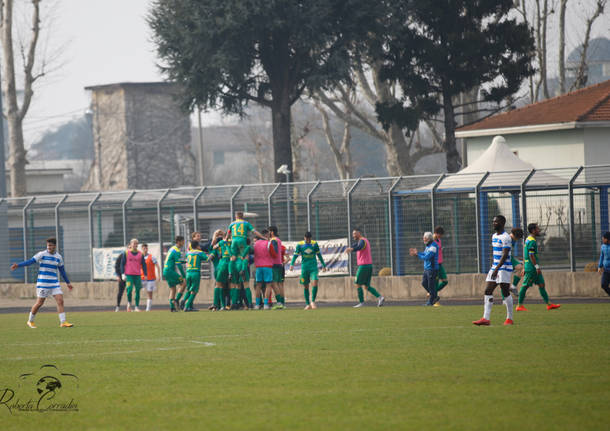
[37,287,63,298]
[145,280,156,292]
[486,268,512,284]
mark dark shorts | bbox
[355,264,373,287]
[422,269,438,296]
[602,270,610,289]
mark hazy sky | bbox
[17,0,610,149]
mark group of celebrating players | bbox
[9,208,610,327]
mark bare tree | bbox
[570,0,607,91]
[558,0,569,94]
[314,99,353,180]
[0,0,44,196]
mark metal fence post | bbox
[568,166,584,272]
[230,185,243,222]
[22,197,35,283]
[157,189,171,277]
[346,178,361,276]
[121,191,136,246]
[88,193,102,281]
[193,186,206,233]
[54,195,68,250]
[431,174,446,229]
[388,177,401,276]
[267,183,281,226]
[307,181,321,232]
[520,169,536,232]
[474,172,490,273]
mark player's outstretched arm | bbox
[10,257,36,271]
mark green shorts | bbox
[163,269,184,287]
[355,264,373,287]
[215,260,230,284]
[437,263,447,280]
[522,268,545,287]
[230,237,247,257]
[300,264,319,285]
[125,274,142,290]
[511,257,522,268]
[238,259,250,283]
[272,265,284,283]
[186,272,201,293]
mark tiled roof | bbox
[457,79,610,132]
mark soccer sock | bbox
[213,288,220,308]
[176,291,183,302]
[231,288,239,306]
[312,286,318,302]
[135,288,140,307]
[304,288,310,305]
[483,295,493,320]
[357,287,364,303]
[503,295,514,320]
[185,292,196,309]
[255,296,261,306]
[538,287,550,303]
[437,280,448,292]
[518,286,528,305]
[275,294,282,304]
[28,312,35,322]
[58,312,66,323]
[368,287,381,298]
[169,299,175,310]
[126,285,133,304]
[512,274,521,286]
[146,299,152,311]
[245,288,252,306]
[264,297,269,306]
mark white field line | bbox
[1,341,215,361]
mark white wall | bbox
[583,127,610,166]
[466,129,585,169]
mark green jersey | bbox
[186,249,208,273]
[216,239,232,260]
[164,245,186,277]
[291,240,326,268]
[524,236,539,269]
[229,219,253,239]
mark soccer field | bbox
[0,304,608,430]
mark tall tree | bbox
[149,0,374,182]
[0,0,43,196]
[376,0,535,173]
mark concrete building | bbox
[82,82,196,191]
[456,79,610,173]
[4,161,72,194]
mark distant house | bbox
[566,37,610,87]
[82,82,196,191]
[4,161,72,194]
[456,79,610,173]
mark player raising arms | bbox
[345,229,384,308]
[516,223,561,311]
[10,237,74,328]
[164,236,186,312]
[473,215,515,326]
[290,231,327,310]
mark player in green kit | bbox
[237,239,254,309]
[228,211,264,303]
[213,231,232,310]
[516,223,561,311]
[164,236,186,312]
[183,240,211,312]
[290,231,327,310]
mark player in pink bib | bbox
[345,229,385,308]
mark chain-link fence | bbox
[1,165,609,282]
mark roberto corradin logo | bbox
[0,364,79,414]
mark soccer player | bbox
[473,215,515,326]
[163,236,186,312]
[10,237,74,328]
[433,226,449,294]
[508,227,524,296]
[141,243,160,312]
[228,212,264,302]
[212,231,232,310]
[345,229,385,308]
[121,238,147,312]
[516,223,561,311]
[268,226,286,309]
[184,240,210,312]
[114,248,126,312]
[598,232,610,296]
[290,231,327,310]
[409,232,439,306]
[253,229,278,310]
[237,239,254,309]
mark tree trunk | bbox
[442,88,460,173]
[271,94,293,183]
[558,0,568,94]
[1,0,27,196]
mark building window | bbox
[213,151,225,165]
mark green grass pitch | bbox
[0,303,608,430]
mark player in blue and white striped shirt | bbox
[473,215,515,326]
[10,237,74,328]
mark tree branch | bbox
[18,0,41,120]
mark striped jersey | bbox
[491,231,512,272]
[32,250,67,289]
